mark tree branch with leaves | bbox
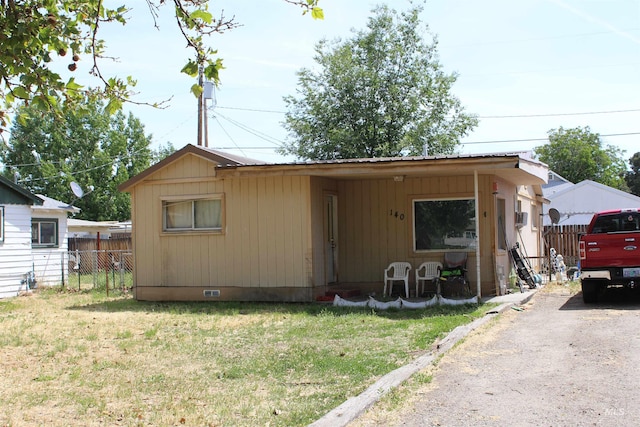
[0,0,323,133]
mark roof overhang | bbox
[118,144,264,192]
[118,144,549,191]
[33,194,80,214]
[0,175,43,205]
[68,219,122,234]
[216,153,549,186]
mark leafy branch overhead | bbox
[0,0,323,132]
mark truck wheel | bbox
[581,279,600,303]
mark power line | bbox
[212,110,284,147]
[15,148,150,184]
[217,106,284,114]
[211,131,640,151]
[216,105,640,120]
[3,129,154,185]
[462,131,640,145]
[211,115,248,158]
[478,108,640,119]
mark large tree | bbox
[0,0,323,132]
[280,5,477,160]
[0,100,157,221]
[534,126,628,191]
[152,141,177,164]
[625,152,640,196]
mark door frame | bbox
[323,192,338,284]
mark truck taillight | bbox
[579,240,586,260]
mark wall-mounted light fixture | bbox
[393,175,405,182]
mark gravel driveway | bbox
[350,286,640,427]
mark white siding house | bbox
[0,203,35,298]
[31,195,78,288]
[0,176,77,298]
[543,179,640,226]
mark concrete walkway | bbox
[308,289,538,427]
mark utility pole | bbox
[203,82,213,148]
[197,66,214,147]
[197,65,203,146]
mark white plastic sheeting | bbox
[332,294,478,309]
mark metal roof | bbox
[119,144,549,190]
[33,194,79,213]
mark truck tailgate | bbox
[582,232,640,268]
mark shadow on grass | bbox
[60,289,487,320]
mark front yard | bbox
[0,288,489,426]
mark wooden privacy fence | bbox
[68,237,131,252]
[543,224,588,267]
[68,237,131,271]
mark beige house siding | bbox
[131,154,314,301]
[329,175,501,295]
[130,166,535,300]
[120,145,549,302]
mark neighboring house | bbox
[543,178,640,226]
[0,175,77,298]
[67,219,132,254]
[543,171,573,199]
[68,218,130,239]
[66,218,133,279]
[541,174,640,267]
[118,144,548,302]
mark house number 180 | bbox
[390,210,405,220]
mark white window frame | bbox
[161,194,224,233]
[0,206,4,242]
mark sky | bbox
[59,0,640,164]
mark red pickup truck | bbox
[579,209,640,303]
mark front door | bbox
[324,194,338,284]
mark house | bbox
[543,178,640,226]
[68,218,132,239]
[118,144,549,302]
[0,175,77,298]
[543,171,573,199]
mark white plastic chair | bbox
[383,262,412,298]
[415,261,442,296]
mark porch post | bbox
[474,170,481,298]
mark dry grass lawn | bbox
[0,288,489,426]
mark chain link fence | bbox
[65,250,133,293]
